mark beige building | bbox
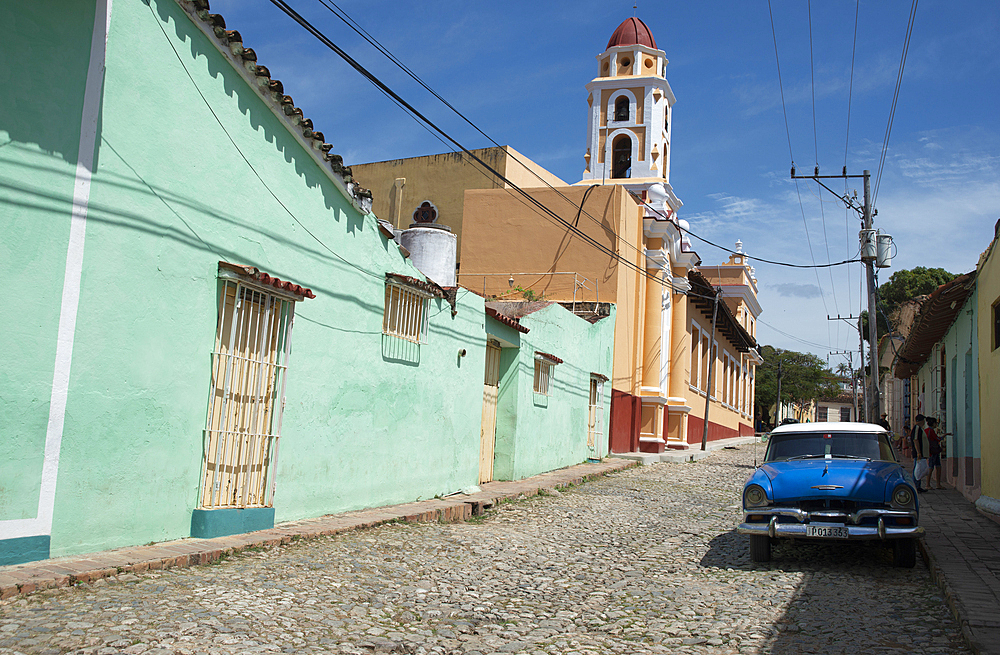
[353,16,761,452]
[353,146,564,263]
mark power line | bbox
[631,192,861,269]
[758,318,834,351]
[266,0,707,298]
[768,0,795,167]
[310,0,683,281]
[807,0,819,172]
[147,0,385,283]
[308,0,865,284]
[873,0,919,206]
[843,0,860,344]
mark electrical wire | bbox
[873,0,919,207]
[630,191,862,269]
[768,0,795,167]
[843,0,859,322]
[808,0,819,173]
[147,0,385,283]
[264,0,739,301]
[311,0,862,278]
[310,0,677,279]
[758,319,834,351]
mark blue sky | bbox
[209,0,998,364]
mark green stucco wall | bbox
[940,291,979,461]
[2,0,485,560]
[491,305,615,481]
[0,1,98,524]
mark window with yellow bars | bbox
[201,280,295,509]
[383,282,430,343]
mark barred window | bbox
[533,352,562,395]
[202,280,296,509]
[383,282,430,343]
[818,406,828,422]
[534,360,551,395]
[840,406,852,422]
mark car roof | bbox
[770,422,888,435]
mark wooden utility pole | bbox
[796,168,879,422]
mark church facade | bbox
[355,16,762,452]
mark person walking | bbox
[909,415,928,492]
[925,417,945,490]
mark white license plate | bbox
[806,524,849,538]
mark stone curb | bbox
[0,458,639,602]
[918,531,993,655]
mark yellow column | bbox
[666,265,691,442]
[641,244,663,392]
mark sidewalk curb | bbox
[0,458,638,602]
[917,537,987,655]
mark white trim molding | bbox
[0,0,113,542]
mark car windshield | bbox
[765,431,896,463]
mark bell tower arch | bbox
[580,16,679,212]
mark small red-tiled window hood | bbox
[218,261,316,299]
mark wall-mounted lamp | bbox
[508,275,514,287]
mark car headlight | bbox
[891,484,915,509]
[744,484,769,508]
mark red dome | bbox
[606,17,657,50]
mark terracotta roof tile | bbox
[485,306,530,334]
[535,351,564,365]
[219,261,316,299]
[893,272,976,379]
[180,0,373,209]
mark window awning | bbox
[218,262,315,299]
[535,351,563,365]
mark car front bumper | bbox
[738,507,924,541]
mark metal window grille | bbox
[818,406,828,422]
[840,406,852,422]
[588,377,605,454]
[534,359,552,395]
[201,280,295,509]
[383,283,429,343]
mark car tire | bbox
[893,538,916,568]
[749,535,771,563]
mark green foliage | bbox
[754,345,843,426]
[879,267,957,315]
[857,268,957,341]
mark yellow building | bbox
[353,146,565,263]
[353,16,760,452]
[976,221,1000,519]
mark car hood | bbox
[760,459,899,504]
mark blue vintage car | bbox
[738,422,923,567]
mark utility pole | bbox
[828,314,864,421]
[701,291,720,451]
[829,350,856,421]
[775,359,783,427]
[797,167,880,423]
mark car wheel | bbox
[893,538,916,568]
[749,535,771,563]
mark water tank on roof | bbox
[399,223,456,287]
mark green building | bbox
[1,0,614,565]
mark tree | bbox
[755,346,843,427]
[859,267,957,340]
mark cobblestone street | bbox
[0,446,969,655]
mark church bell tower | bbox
[580,17,679,212]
